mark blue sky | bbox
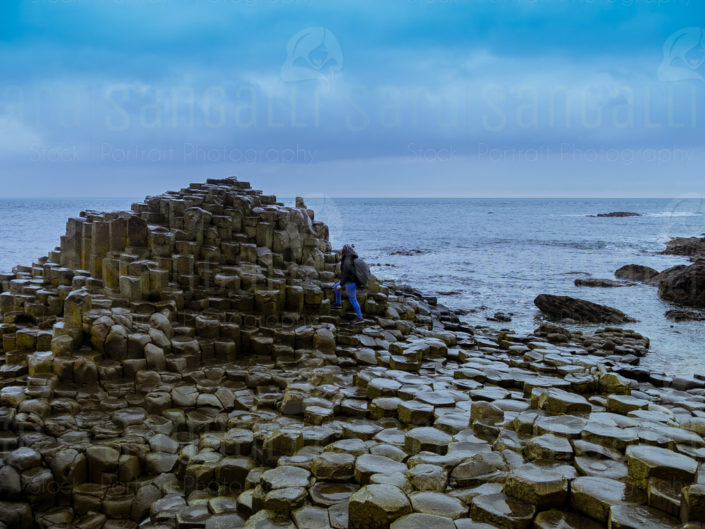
[0,0,703,197]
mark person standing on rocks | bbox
[334,244,364,322]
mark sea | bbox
[1,196,704,376]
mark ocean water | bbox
[1,196,704,375]
[294,196,705,376]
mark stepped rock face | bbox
[0,177,701,529]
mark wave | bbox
[485,238,610,251]
[645,212,704,217]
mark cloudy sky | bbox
[0,0,703,197]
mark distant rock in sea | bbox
[534,294,636,323]
[588,211,641,218]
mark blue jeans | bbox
[334,282,363,319]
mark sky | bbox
[0,0,703,198]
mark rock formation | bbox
[534,294,635,324]
[0,177,703,529]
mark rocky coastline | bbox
[1,178,705,529]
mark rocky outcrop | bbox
[0,176,701,529]
[661,236,705,257]
[588,212,641,217]
[534,294,635,324]
[658,260,705,307]
[614,264,659,283]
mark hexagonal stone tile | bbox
[538,388,591,415]
[409,492,467,519]
[311,452,355,481]
[404,427,451,455]
[524,434,573,461]
[574,456,628,480]
[470,493,536,529]
[355,454,407,484]
[261,466,311,491]
[609,504,680,529]
[390,513,456,529]
[533,509,602,529]
[626,445,697,486]
[570,476,646,523]
[348,484,412,529]
[504,463,568,508]
[309,482,360,508]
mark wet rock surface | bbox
[0,177,700,529]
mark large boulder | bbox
[658,260,705,307]
[614,264,659,283]
[534,294,635,324]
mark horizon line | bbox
[2,195,704,200]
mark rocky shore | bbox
[2,178,705,529]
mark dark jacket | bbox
[340,250,359,286]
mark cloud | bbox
[0,0,703,196]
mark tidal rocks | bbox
[534,294,635,324]
[615,264,660,283]
[657,260,705,307]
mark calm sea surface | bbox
[1,196,704,375]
